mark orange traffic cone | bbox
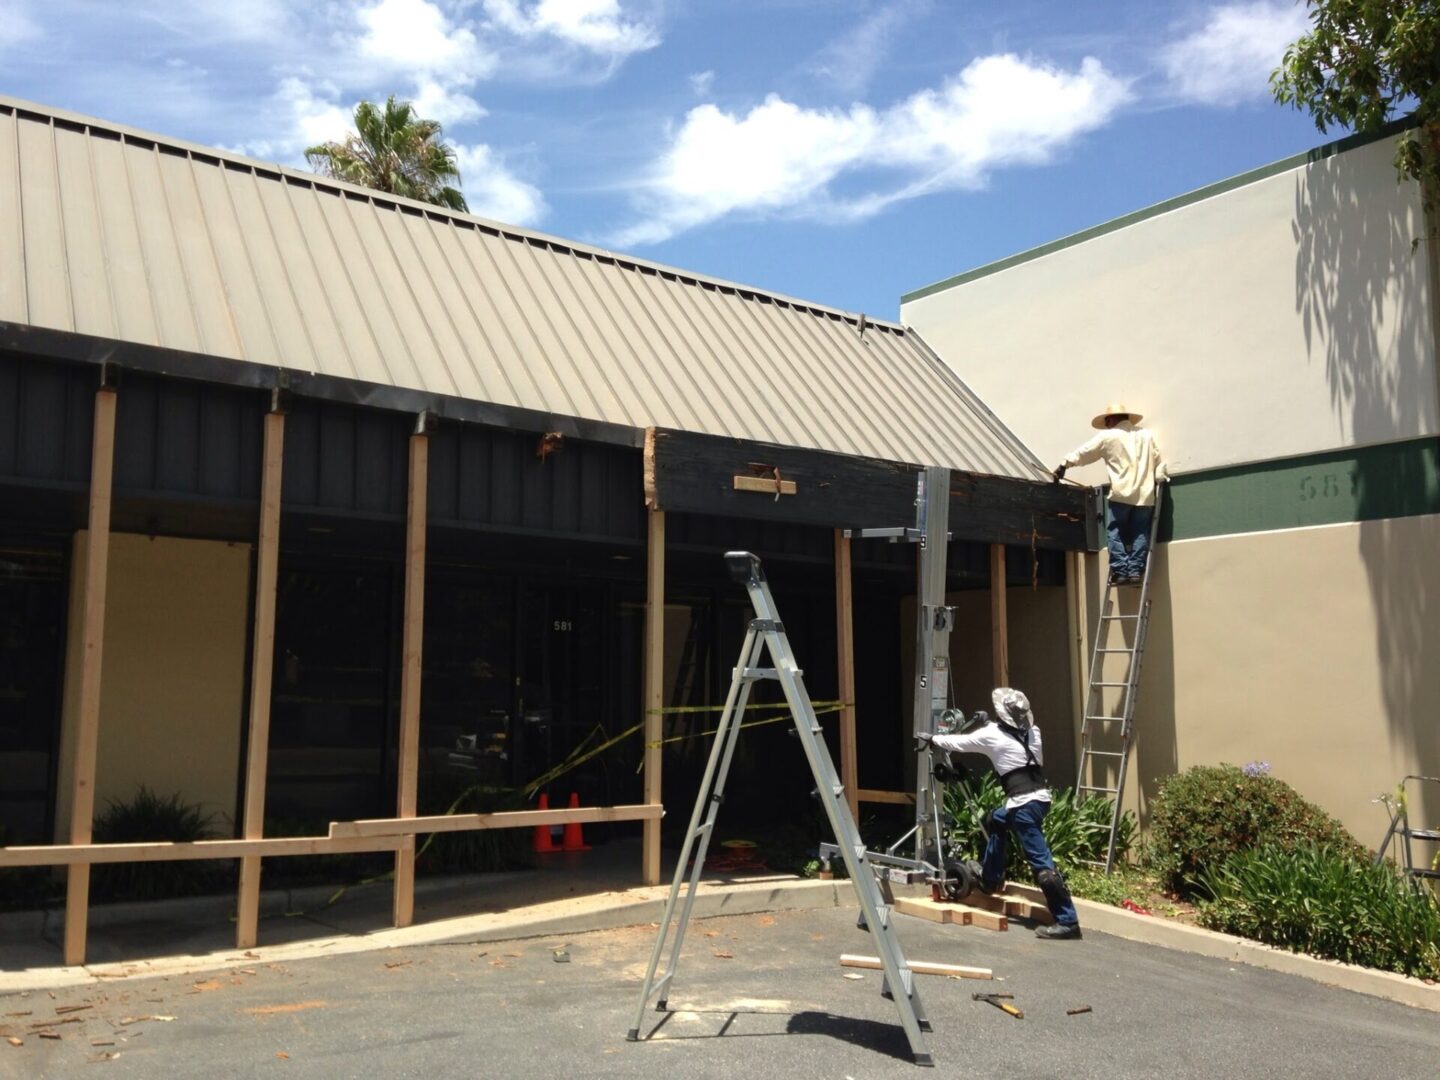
[562,791,591,852]
[533,793,559,853]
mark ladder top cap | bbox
[725,550,765,586]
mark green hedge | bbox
[942,772,1134,876]
[1195,842,1440,981]
[1148,764,1366,898]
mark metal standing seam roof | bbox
[0,95,1047,481]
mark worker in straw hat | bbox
[1053,403,1168,586]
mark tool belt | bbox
[998,764,1048,798]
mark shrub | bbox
[1148,764,1367,898]
[91,787,228,902]
[1196,841,1440,981]
[942,773,1134,876]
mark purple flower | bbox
[1242,761,1271,778]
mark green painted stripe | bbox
[1159,438,1440,542]
[901,119,1415,305]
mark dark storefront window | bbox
[266,561,394,826]
[0,545,66,843]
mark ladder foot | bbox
[626,1029,640,1042]
[913,1053,935,1067]
[919,1018,933,1032]
[655,1000,668,1012]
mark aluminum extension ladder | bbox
[626,551,936,1067]
[1074,488,1165,873]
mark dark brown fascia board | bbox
[0,320,645,448]
[645,427,1094,551]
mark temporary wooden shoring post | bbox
[236,404,285,950]
[990,544,1009,687]
[393,423,429,928]
[642,507,665,885]
[1065,550,1087,754]
[834,529,859,822]
[63,384,117,967]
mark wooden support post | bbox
[393,429,429,928]
[63,385,116,967]
[236,407,285,949]
[834,529,859,822]
[1067,550,1089,768]
[990,544,1009,687]
[642,507,665,886]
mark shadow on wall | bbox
[1295,154,1440,827]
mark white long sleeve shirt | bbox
[931,723,1051,809]
[1060,421,1169,507]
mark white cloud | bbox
[482,0,659,57]
[612,53,1130,247]
[228,77,353,162]
[1161,1,1309,106]
[453,143,548,225]
[688,70,714,98]
[356,0,494,79]
[806,0,922,96]
[413,79,488,126]
[0,0,40,49]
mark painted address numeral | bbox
[1298,471,1359,501]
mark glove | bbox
[914,731,934,752]
[1052,464,1067,483]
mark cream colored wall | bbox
[1122,514,1440,847]
[55,532,252,841]
[901,135,1436,476]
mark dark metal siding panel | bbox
[0,352,94,484]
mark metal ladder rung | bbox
[1096,648,1135,654]
[1100,614,1141,621]
[1084,714,1126,722]
[1091,681,1133,687]
[1083,750,1125,759]
[1080,785,1121,795]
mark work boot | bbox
[1035,923,1082,940]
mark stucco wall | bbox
[1119,515,1440,847]
[901,134,1437,477]
[55,532,251,840]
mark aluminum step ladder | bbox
[1374,775,1440,884]
[626,551,936,1067]
[1075,488,1165,873]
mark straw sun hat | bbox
[1091,402,1143,429]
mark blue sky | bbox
[0,1,1336,318]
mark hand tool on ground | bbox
[973,992,1023,1019]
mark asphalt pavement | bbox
[2,905,1436,1079]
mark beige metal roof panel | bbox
[0,94,1046,480]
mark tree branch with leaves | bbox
[306,96,468,212]
[1272,0,1440,211]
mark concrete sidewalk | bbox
[0,840,842,993]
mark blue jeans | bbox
[1107,501,1153,580]
[983,800,1079,927]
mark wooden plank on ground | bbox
[64,385,116,967]
[834,530,859,823]
[328,804,665,839]
[642,488,665,886]
[237,407,284,950]
[893,895,1008,931]
[839,954,992,980]
[393,430,428,928]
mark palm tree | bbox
[305,96,468,212]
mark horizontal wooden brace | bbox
[733,475,797,496]
[857,789,917,805]
[329,803,665,840]
[0,834,404,868]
